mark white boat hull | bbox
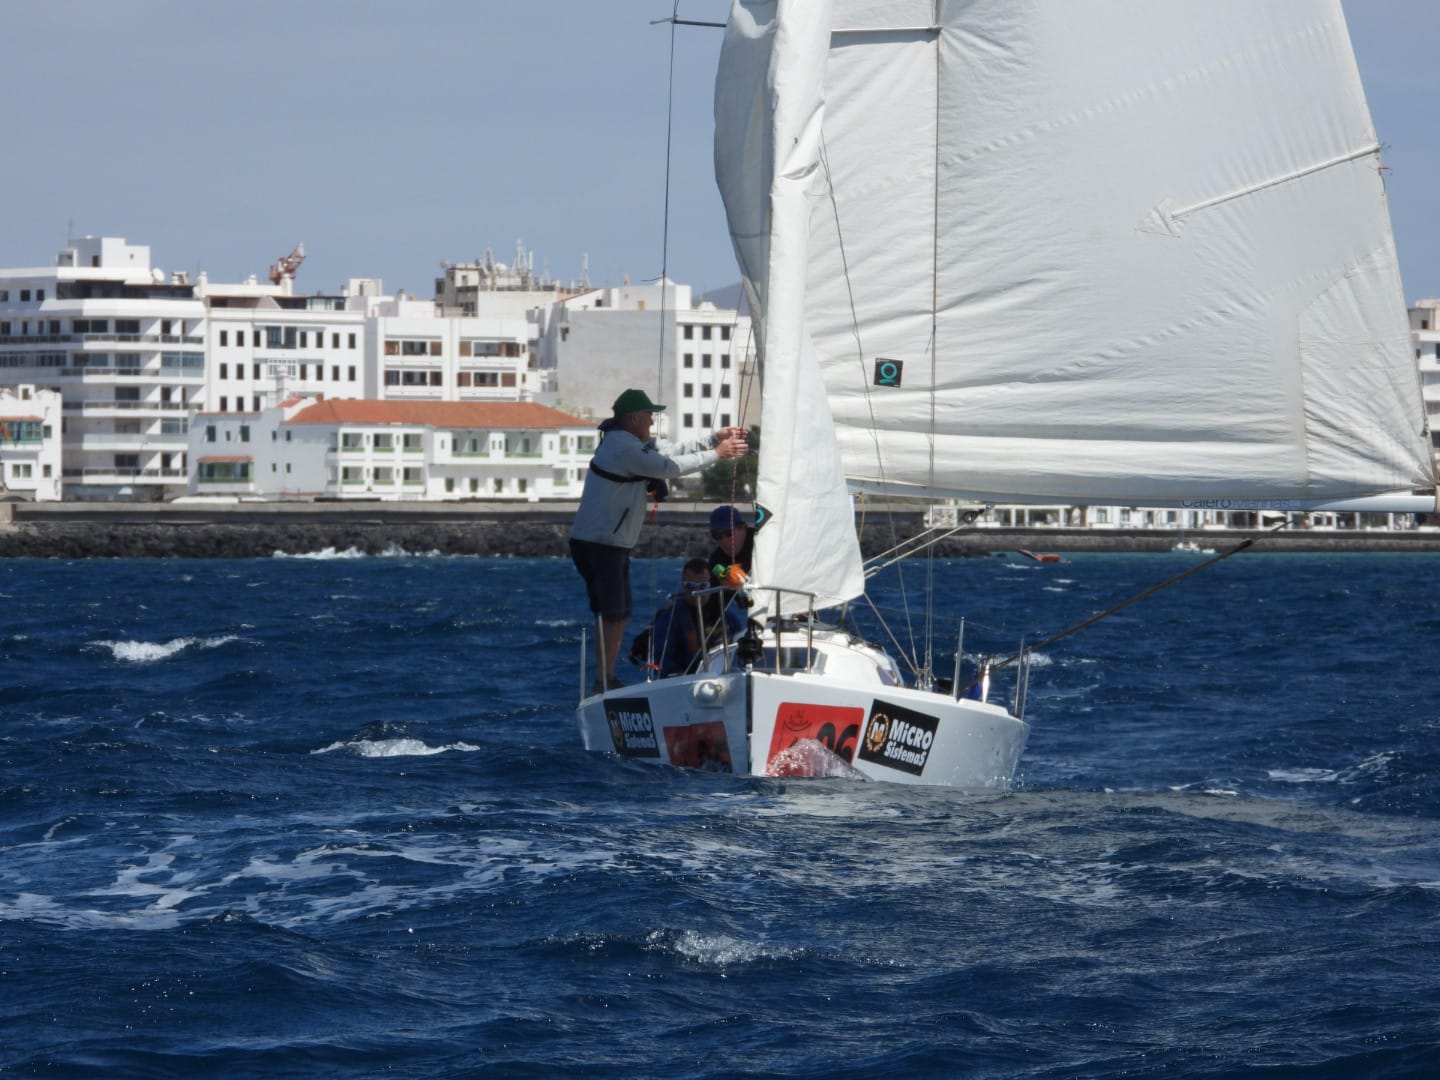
[576,632,1029,789]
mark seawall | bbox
[2,500,1439,558]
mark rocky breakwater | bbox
[2,501,1438,558]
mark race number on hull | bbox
[766,701,866,768]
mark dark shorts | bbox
[569,538,631,620]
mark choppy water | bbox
[3,550,1438,1078]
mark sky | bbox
[1,1,1436,301]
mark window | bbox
[20,290,30,302]
[252,396,261,411]
[683,382,693,398]
[702,354,712,368]
[219,363,229,379]
[518,478,527,494]
[720,413,731,427]
[721,354,731,369]
[253,364,261,379]
[493,478,504,493]
[683,413,694,428]
[702,326,712,340]
[206,425,216,442]
[239,425,250,443]
[219,330,229,346]
[332,333,340,348]
[721,327,731,340]
[348,366,356,381]
[720,385,731,398]
[12,463,33,479]
[701,385,712,399]
[683,325,693,340]
[683,353,694,368]
[198,460,252,482]
[332,366,339,381]
[253,330,261,347]
[348,333,356,348]
[220,396,228,412]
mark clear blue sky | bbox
[2,2,1436,301]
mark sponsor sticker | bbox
[857,699,939,776]
[663,720,733,772]
[605,697,660,758]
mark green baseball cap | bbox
[612,388,666,415]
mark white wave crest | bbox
[646,928,800,967]
[94,635,239,663]
[310,737,481,758]
[273,544,442,560]
[764,739,865,780]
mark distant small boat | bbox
[1017,549,1063,564]
[1173,538,1216,555]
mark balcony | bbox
[63,400,190,413]
[61,467,188,480]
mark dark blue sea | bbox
[3,548,1439,1078]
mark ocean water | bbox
[2,549,1438,1078]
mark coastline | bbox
[2,500,1439,558]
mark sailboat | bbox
[577,0,1437,788]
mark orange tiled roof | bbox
[285,399,588,429]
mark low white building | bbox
[188,396,594,501]
[0,384,63,500]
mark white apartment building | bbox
[536,278,756,448]
[0,237,205,499]
[0,384,63,500]
[1408,300,1440,462]
[188,397,594,502]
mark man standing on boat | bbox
[570,388,747,694]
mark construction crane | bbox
[268,242,306,285]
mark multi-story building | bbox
[0,236,204,499]
[0,384,63,500]
[188,397,593,502]
[0,237,751,501]
[536,279,756,448]
[1408,300,1440,461]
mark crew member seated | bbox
[632,558,748,677]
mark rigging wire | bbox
[957,525,1283,695]
[818,139,921,666]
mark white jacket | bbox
[569,427,718,549]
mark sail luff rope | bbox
[958,526,1282,694]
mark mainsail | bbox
[718,0,1435,519]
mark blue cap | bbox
[709,505,746,532]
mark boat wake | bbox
[764,738,865,780]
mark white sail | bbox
[720,0,1437,515]
[716,0,865,611]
